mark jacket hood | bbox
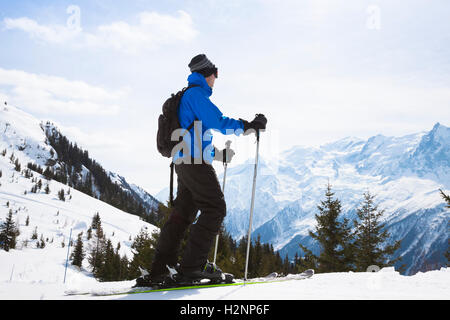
[187,72,213,97]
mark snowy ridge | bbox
[108,171,160,211]
[0,105,56,168]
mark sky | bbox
[0,0,449,195]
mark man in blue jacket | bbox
[149,54,267,284]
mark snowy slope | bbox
[0,145,158,283]
[0,104,159,297]
[0,104,56,168]
[0,266,448,300]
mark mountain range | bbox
[157,122,449,275]
[1,103,448,276]
[218,123,449,275]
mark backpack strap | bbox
[169,162,175,207]
[179,84,199,137]
[169,84,199,207]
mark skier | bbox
[144,54,267,286]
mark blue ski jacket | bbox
[175,72,244,163]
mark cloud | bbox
[0,67,126,115]
[3,17,79,43]
[3,10,197,53]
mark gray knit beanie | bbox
[189,54,218,78]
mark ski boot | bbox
[175,262,234,285]
[133,265,177,288]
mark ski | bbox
[65,269,314,297]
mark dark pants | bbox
[150,162,226,276]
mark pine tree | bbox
[439,189,450,264]
[300,183,354,273]
[95,239,115,281]
[58,189,65,201]
[128,227,158,279]
[440,189,450,207]
[71,232,85,268]
[207,225,240,277]
[297,243,318,271]
[14,158,21,172]
[91,212,101,230]
[0,210,20,251]
[39,234,45,248]
[31,226,38,240]
[352,192,401,271]
[88,217,105,274]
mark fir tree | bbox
[38,234,46,249]
[71,232,85,268]
[97,239,130,282]
[128,227,158,279]
[352,192,401,271]
[88,217,105,273]
[14,158,21,172]
[31,226,38,240]
[58,189,65,201]
[297,243,318,271]
[440,189,450,207]
[439,189,450,264]
[91,212,101,230]
[0,210,20,251]
[207,225,239,276]
[95,239,115,281]
[300,183,354,273]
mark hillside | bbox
[0,104,159,292]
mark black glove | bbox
[240,114,267,135]
[213,146,235,163]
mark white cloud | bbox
[0,67,126,115]
[3,17,80,43]
[3,10,197,53]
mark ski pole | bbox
[213,140,232,265]
[244,130,260,282]
[64,228,72,284]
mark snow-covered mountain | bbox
[216,123,449,275]
[0,103,161,213]
[108,171,160,213]
[0,104,159,284]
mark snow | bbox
[0,265,448,300]
[0,103,159,299]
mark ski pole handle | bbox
[223,140,232,164]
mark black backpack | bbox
[156,84,198,158]
[156,84,198,205]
